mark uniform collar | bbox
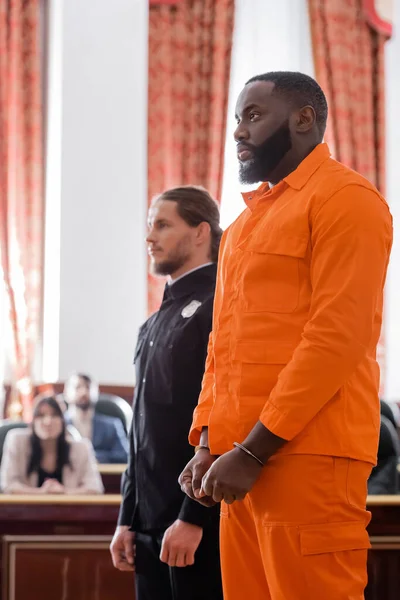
[283,143,331,190]
[241,143,331,208]
[162,263,217,302]
[169,262,214,286]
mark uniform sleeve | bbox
[178,494,214,527]
[259,185,393,441]
[189,238,227,446]
[117,423,136,526]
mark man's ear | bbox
[195,221,211,246]
[295,105,316,133]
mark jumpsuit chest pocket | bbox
[239,233,309,314]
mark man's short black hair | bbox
[246,71,328,137]
[67,373,92,387]
[76,373,92,386]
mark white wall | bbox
[43,0,148,385]
[220,0,314,228]
[384,8,400,400]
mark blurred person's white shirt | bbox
[68,406,94,440]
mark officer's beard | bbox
[239,119,292,185]
[151,235,192,277]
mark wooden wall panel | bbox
[2,536,134,600]
[366,537,400,600]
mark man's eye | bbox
[249,112,259,121]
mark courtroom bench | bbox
[99,463,126,495]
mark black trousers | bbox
[134,520,223,600]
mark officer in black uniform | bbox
[110,186,223,600]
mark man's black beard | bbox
[239,119,292,184]
[76,402,93,412]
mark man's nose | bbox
[146,228,156,244]
[234,122,250,143]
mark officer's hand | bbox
[160,519,203,567]
[201,447,263,504]
[179,449,217,506]
[110,526,135,571]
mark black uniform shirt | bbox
[118,264,218,532]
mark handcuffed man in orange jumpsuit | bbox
[179,71,393,600]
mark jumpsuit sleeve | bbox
[189,331,215,446]
[189,235,228,447]
[259,184,393,441]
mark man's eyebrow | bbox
[235,103,262,119]
[148,217,171,226]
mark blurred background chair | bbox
[95,394,132,435]
[0,421,28,465]
[368,408,400,495]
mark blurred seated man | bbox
[0,395,104,494]
[368,411,400,495]
[64,373,128,464]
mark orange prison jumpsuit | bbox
[189,144,393,600]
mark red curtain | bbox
[308,0,390,393]
[147,0,234,313]
[0,0,43,419]
[309,0,386,190]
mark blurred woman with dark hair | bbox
[0,396,103,495]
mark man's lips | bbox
[237,145,253,161]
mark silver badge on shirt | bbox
[181,300,202,319]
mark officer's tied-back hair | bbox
[246,71,328,138]
[156,186,222,263]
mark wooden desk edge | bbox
[367,495,400,506]
[0,494,398,506]
[98,464,126,475]
[0,494,122,505]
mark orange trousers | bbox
[220,455,372,600]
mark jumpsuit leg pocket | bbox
[300,521,370,555]
[299,521,370,598]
